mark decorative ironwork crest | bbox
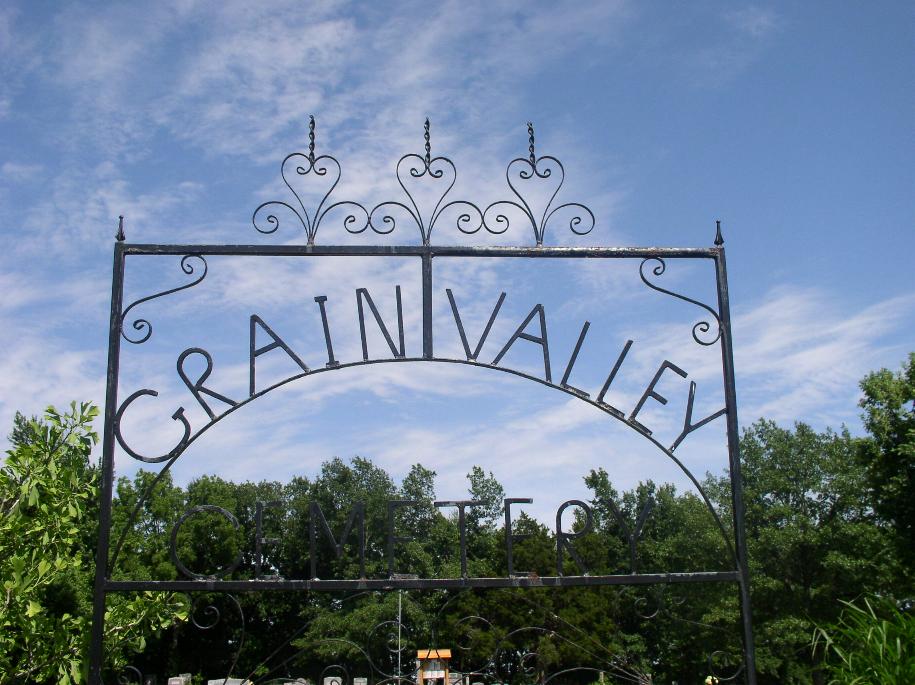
[253,117,594,246]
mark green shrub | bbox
[812,597,915,684]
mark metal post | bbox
[397,589,403,680]
[714,242,758,685]
[88,240,127,683]
[422,250,434,359]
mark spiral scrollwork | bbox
[479,123,594,244]
[639,257,722,345]
[633,594,662,620]
[251,118,593,245]
[368,618,412,658]
[189,596,223,630]
[186,592,246,682]
[120,255,207,344]
[367,139,483,244]
[252,151,369,243]
[517,648,540,680]
[482,154,594,245]
[116,665,143,685]
[634,587,686,620]
[452,614,494,655]
[319,663,350,685]
[706,650,745,682]
[253,116,369,244]
[135,589,716,685]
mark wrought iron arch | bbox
[108,356,738,576]
[89,118,757,685]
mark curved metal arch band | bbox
[109,356,736,574]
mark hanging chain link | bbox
[527,121,536,166]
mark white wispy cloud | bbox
[108,280,915,525]
[0,322,105,433]
[1,161,42,182]
[0,6,40,121]
[726,5,779,39]
[630,285,915,427]
[2,1,911,533]
[5,0,632,261]
[733,289,915,424]
[17,163,204,257]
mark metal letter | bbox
[596,339,633,418]
[314,295,340,368]
[387,500,418,577]
[560,321,591,397]
[250,314,309,396]
[169,505,243,580]
[628,359,688,435]
[113,389,191,463]
[176,348,238,420]
[255,500,284,579]
[670,381,727,451]
[435,500,483,578]
[357,286,406,360]
[310,501,366,579]
[492,303,552,382]
[446,289,506,361]
[504,497,533,577]
[605,497,654,574]
[556,499,593,576]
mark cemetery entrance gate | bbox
[89,119,757,684]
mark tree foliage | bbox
[857,352,915,566]
[3,354,914,684]
[0,403,186,684]
[704,420,904,683]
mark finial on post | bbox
[424,117,431,169]
[714,219,724,246]
[116,215,125,242]
[308,115,316,164]
[527,121,536,166]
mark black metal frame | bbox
[88,120,756,684]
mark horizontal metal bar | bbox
[122,243,719,259]
[106,571,739,592]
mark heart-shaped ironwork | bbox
[253,153,341,244]
[253,118,593,245]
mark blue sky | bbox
[0,1,912,521]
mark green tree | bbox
[857,352,915,567]
[110,469,186,581]
[585,470,737,683]
[465,465,504,530]
[705,420,903,684]
[0,403,186,684]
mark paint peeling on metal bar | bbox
[122,243,720,258]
